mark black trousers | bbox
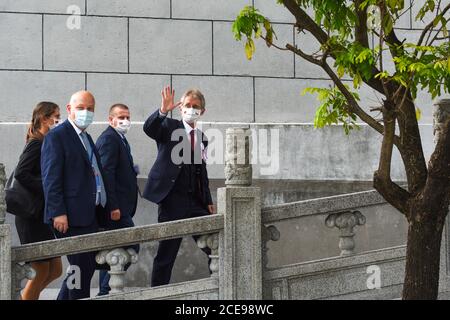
[53,219,98,300]
[151,191,211,287]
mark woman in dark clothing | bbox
[14,102,62,300]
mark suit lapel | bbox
[108,126,134,169]
[63,120,91,167]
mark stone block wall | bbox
[0,0,443,180]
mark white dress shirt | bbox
[68,118,88,150]
[159,110,206,160]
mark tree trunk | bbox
[402,112,450,299]
[402,207,446,300]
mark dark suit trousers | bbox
[53,220,98,300]
[151,192,211,287]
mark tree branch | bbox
[373,98,412,217]
[419,118,450,222]
[354,0,370,47]
[379,101,396,179]
[285,0,427,193]
[415,3,450,55]
[395,92,428,194]
[285,43,323,65]
[285,43,388,136]
[373,171,412,217]
[281,0,389,96]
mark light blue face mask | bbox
[73,109,94,129]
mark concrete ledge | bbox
[264,245,406,281]
[12,215,224,263]
[90,277,218,300]
[262,189,387,223]
[264,239,450,299]
[264,245,407,299]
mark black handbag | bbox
[5,169,44,220]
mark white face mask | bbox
[181,107,201,124]
[115,119,131,135]
[73,109,94,130]
[49,118,61,130]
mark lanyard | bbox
[85,140,102,195]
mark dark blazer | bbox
[41,120,110,227]
[143,109,213,206]
[15,139,44,197]
[96,126,138,219]
[14,138,56,245]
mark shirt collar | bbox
[68,117,84,135]
[182,119,197,135]
[111,125,125,139]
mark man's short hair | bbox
[109,103,129,116]
[181,89,206,109]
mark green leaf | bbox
[337,65,345,78]
[263,19,271,33]
[428,0,435,12]
[415,107,422,120]
[245,40,254,60]
[353,73,362,88]
[375,71,390,79]
[255,26,262,39]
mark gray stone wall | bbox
[0,0,443,181]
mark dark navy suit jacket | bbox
[41,120,110,227]
[143,109,213,206]
[96,126,138,220]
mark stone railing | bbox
[258,98,450,299]
[10,215,223,300]
[260,188,450,299]
[262,189,384,256]
[0,126,264,300]
[0,99,449,300]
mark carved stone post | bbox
[262,225,280,300]
[196,233,219,277]
[219,127,263,299]
[224,127,252,186]
[96,248,138,295]
[262,225,280,269]
[0,164,6,225]
[433,98,450,144]
[0,226,10,300]
[11,263,36,300]
[325,210,366,256]
[0,164,12,299]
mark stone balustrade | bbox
[325,210,366,256]
[96,248,139,294]
[196,233,220,277]
[12,262,36,300]
[0,99,449,300]
[0,164,6,225]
